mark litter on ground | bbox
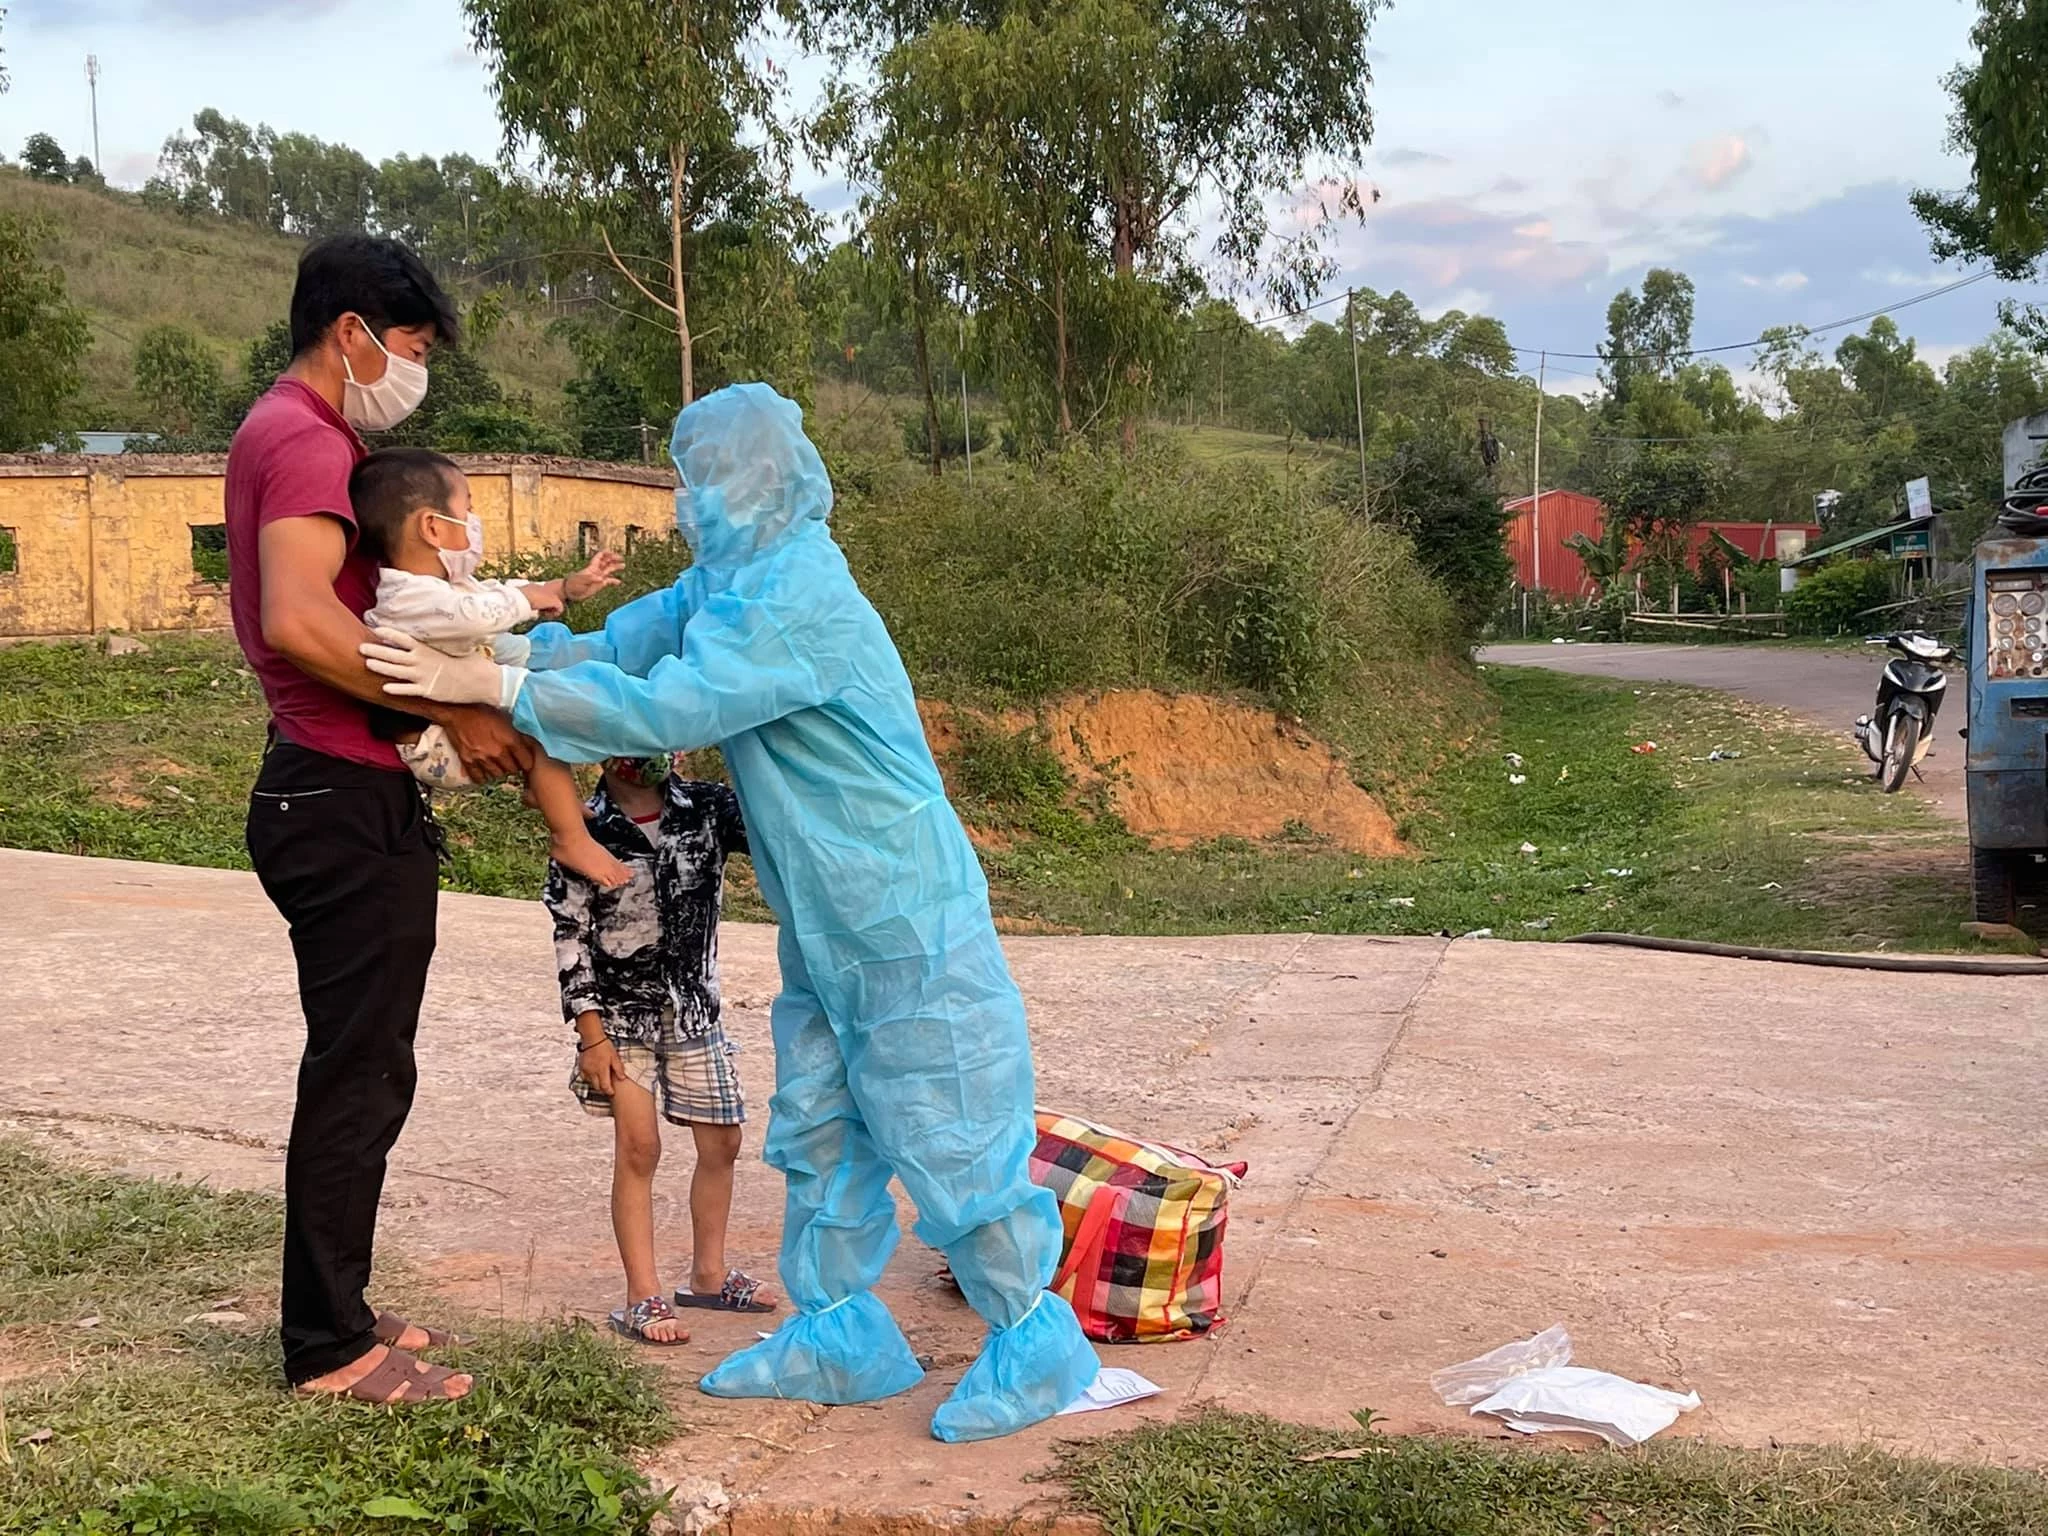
[1058,1368,1162,1416]
[1431,1325,1701,1448]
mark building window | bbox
[0,527,16,575]
[190,524,229,584]
[578,521,600,560]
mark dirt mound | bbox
[923,689,1406,857]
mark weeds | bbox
[979,667,1995,953]
[0,1141,669,1536]
[1057,1411,2048,1535]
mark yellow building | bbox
[0,454,678,639]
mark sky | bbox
[4,0,2041,394]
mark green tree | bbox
[1598,268,1695,412]
[133,325,226,436]
[1377,427,1512,622]
[1912,0,2048,340]
[565,353,654,461]
[0,213,91,450]
[150,110,274,223]
[465,0,794,406]
[834,0,1385,450]
[1596,443,1717,586]
[23,132,69,182]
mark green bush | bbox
[1783,557,1895,635]
[899,399,999,463]
[834,444,1463,715]
[513,444,1470,790]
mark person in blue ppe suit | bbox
[362,383,1098,1442]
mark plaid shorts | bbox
[571,1026,745,1128]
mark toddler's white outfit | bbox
[366,569,540,789]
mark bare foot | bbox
[295,1345,473,1403]
[638,1310,690,1344]
[551,829,632,889]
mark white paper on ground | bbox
[1469,1365,1701,1448]
[1057,1367,1163,1416]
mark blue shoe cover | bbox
[699,1291,924,1405]
[930,1291,1099,1443]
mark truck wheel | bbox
[2016,855,2047,938]
[1973,845,2017,927]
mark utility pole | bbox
[959,310,973,488]
[1348,287,1369,517]
[1532,351,1546,595]
[84,56,102,173]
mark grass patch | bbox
[979,666,1997,953]
[1058,1411,2048,1535]
[0,1140,669,1536]
[0,637,1999,950]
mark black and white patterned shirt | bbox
[542,776,748,1049]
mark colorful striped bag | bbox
[1030,1110,1246,1344]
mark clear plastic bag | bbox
[1429,1323,1574,1407]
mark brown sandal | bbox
[373,1311,467,1351]
[297,1347,470,1404]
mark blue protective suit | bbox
[514,383,1098,1441]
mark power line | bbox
[1189,288,1354,336]
[1511,269,1997,363]
[1191,267,2000,371]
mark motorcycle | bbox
[1854,632,1953,793]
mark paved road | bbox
[1482,642,1965,822]
[10,848,2048,1523]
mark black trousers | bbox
[246,739,440,1384]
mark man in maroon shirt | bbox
[227,235,525,1404]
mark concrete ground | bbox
[8,848,2047,1530]
[1480,642,1966,821]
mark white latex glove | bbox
[361,628,528,711]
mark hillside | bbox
[1,171,578,426]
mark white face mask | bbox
[430,511,484,583]
[340,315,429,432]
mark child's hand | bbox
[578,1036,626,1094]
[565,551,625,602]
[523,581,567,619]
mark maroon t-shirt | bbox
[224,378,399,770]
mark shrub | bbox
[1783,557,1895,635]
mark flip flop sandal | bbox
[674,1270,779,1314]
[609,1295,692,1345]
[373,1311,468,1351]
[296,1347,469,1405]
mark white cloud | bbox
[1688,134,1753,191]
[1738,270,1809,292]
[1423,287,1494,321]
[1381,147,1453,169]
[1860,265,1943,289]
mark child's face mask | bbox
[428,510,484,583]
[605,755,672,789]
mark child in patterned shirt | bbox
[543,753,780,1344]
